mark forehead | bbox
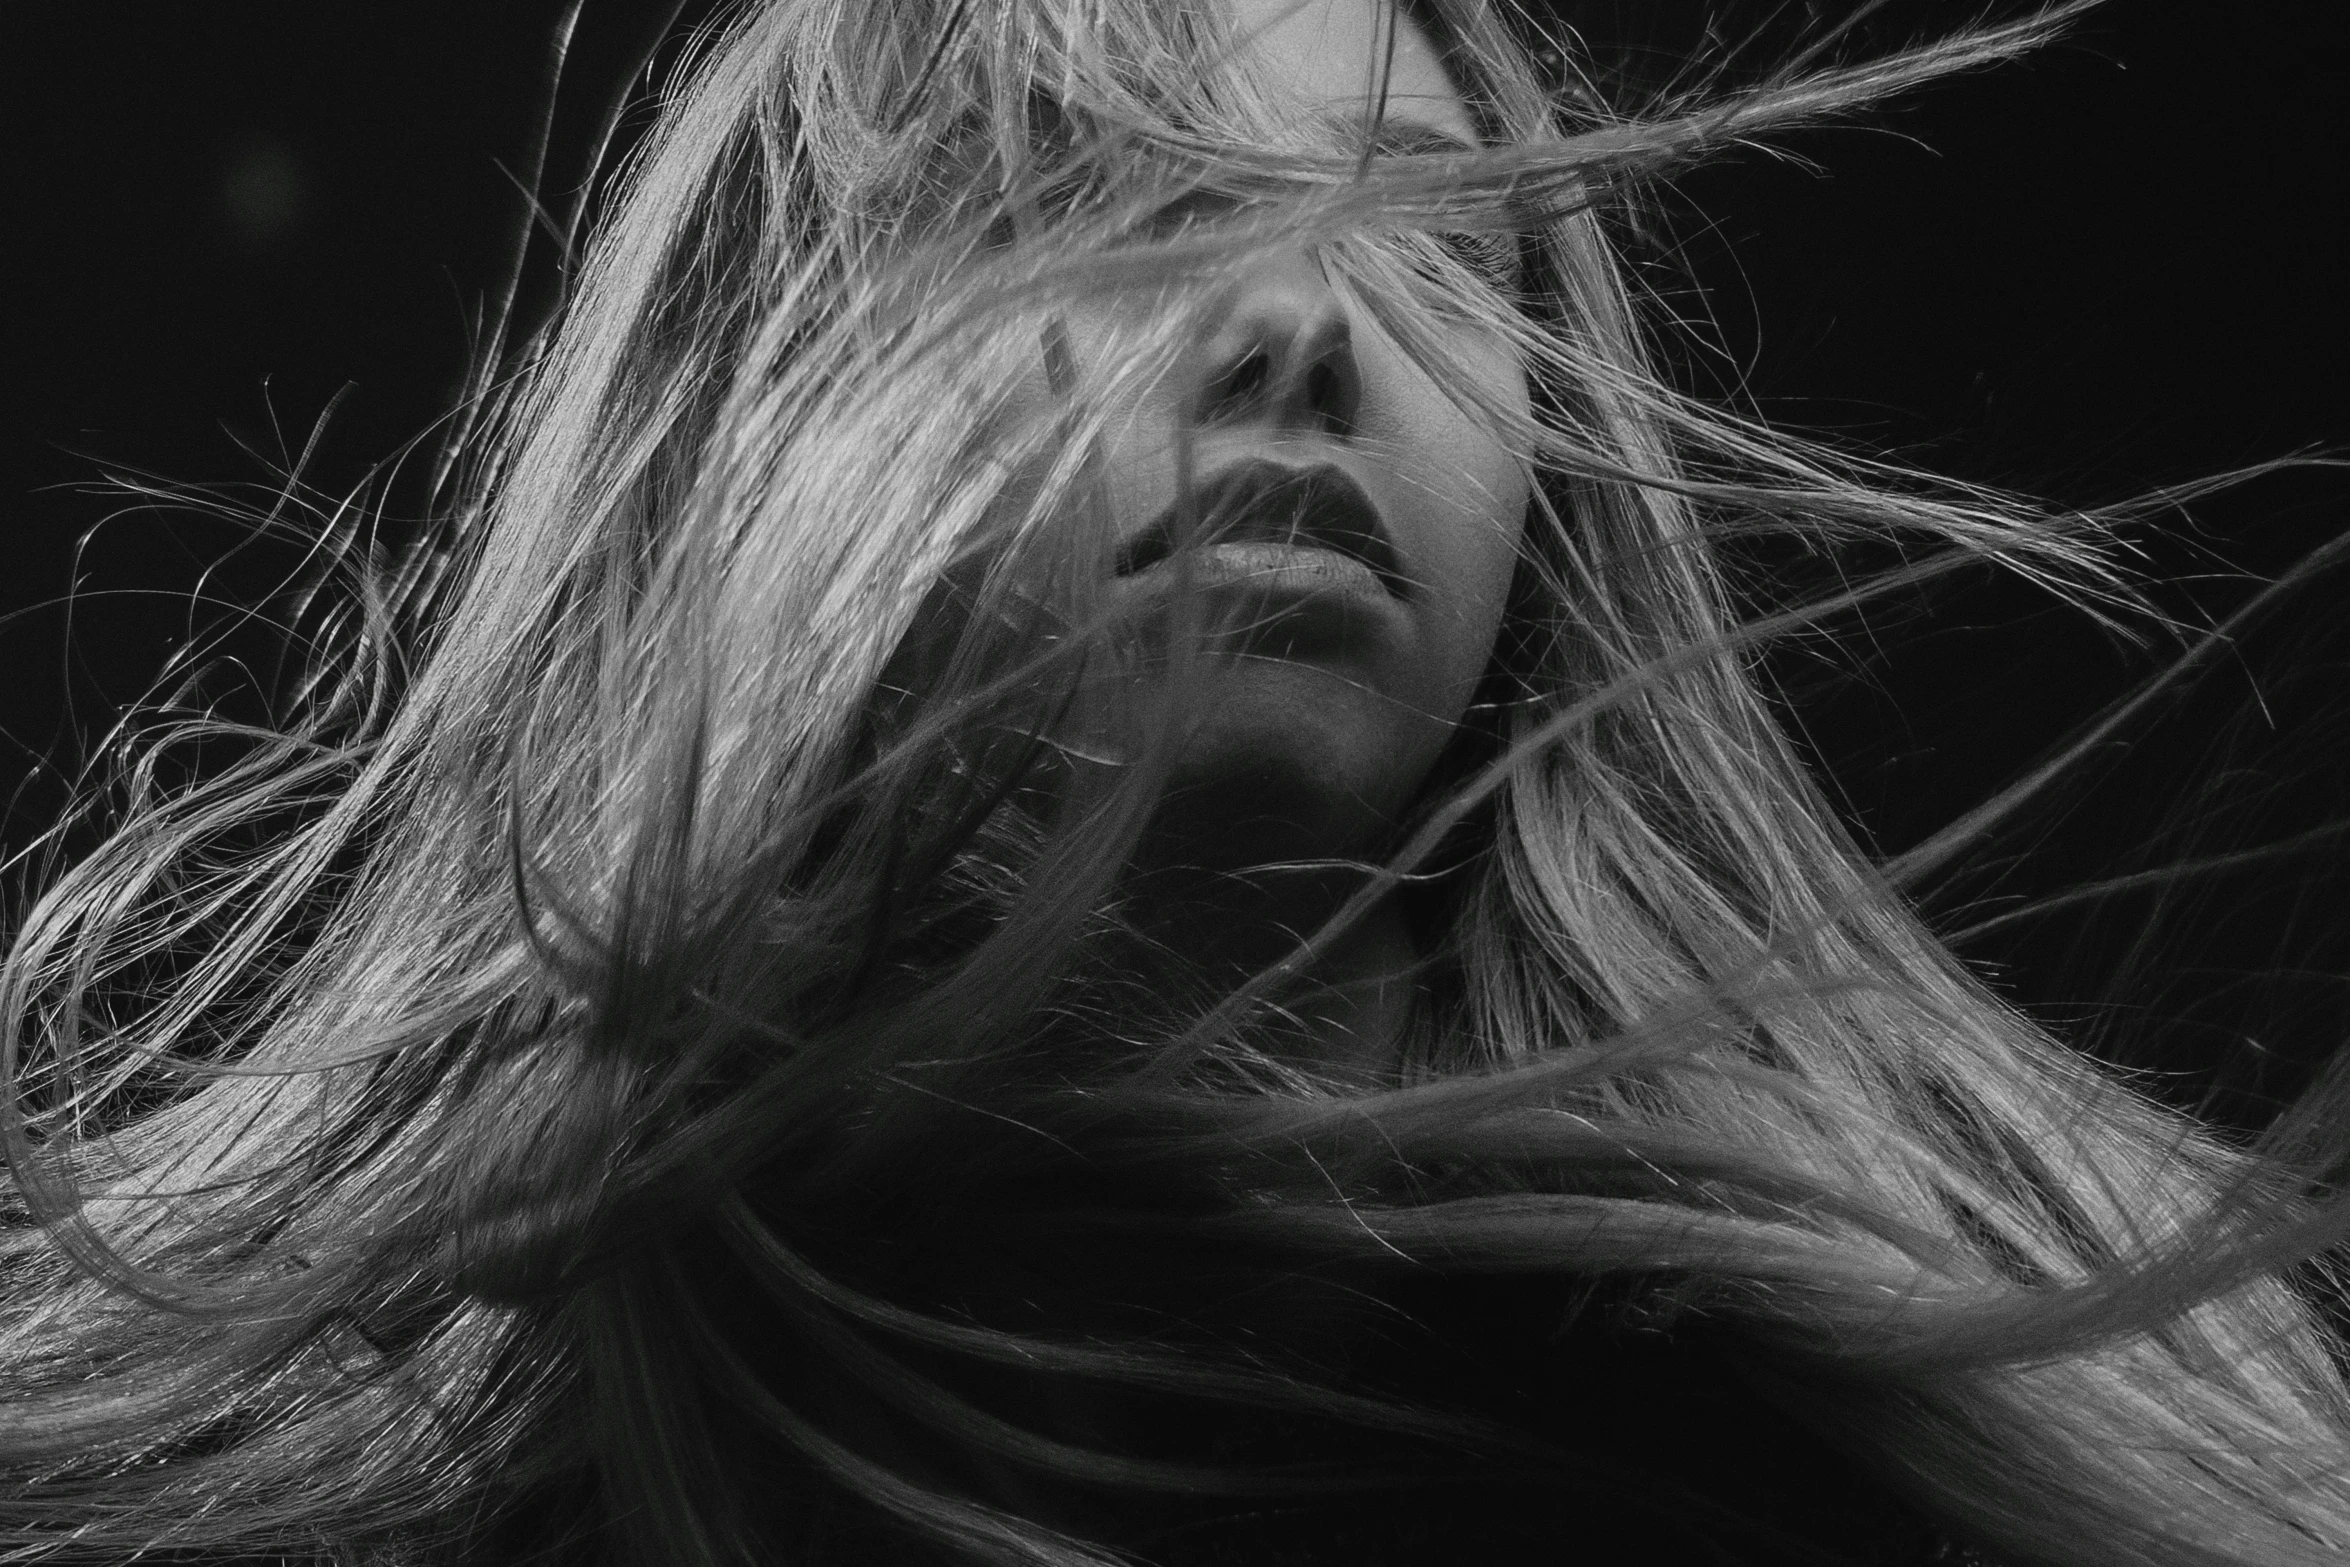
[1225,0,1480,146]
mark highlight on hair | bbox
[6,1,2350,1564]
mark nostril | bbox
[1305,360,1346,433]
[1197,311,1358,432]
[1214,349,1271,413]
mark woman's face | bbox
[1067,0,1532,862]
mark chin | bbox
[1151,671,1447,869]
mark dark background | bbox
[5,1,2345,1125]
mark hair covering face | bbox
[9,5,2350,1567]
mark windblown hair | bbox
[7,2,2350,1564]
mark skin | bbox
[1096,0,1528,850]
[1060,0,1534,1072]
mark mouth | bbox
[1112,460,1402,596]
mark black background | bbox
[5,1,2345,1124]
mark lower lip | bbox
[1140,542,1391,600]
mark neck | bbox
[1124,848,1423,1084]
[1267,891,1421,1084]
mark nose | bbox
[1192,248,1363,438]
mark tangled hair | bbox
[7,1,2350,1563]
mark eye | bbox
[1433,227,1525,291]
[1134,183,1244,240]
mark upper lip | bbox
[1111,460,1401,594]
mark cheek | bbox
[1361,329,1531,713]
[1449,416,1530,647]
[1429,469,1527,739]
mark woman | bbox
[6,1,2349,1562]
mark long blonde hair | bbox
[7,2,2350,1563]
